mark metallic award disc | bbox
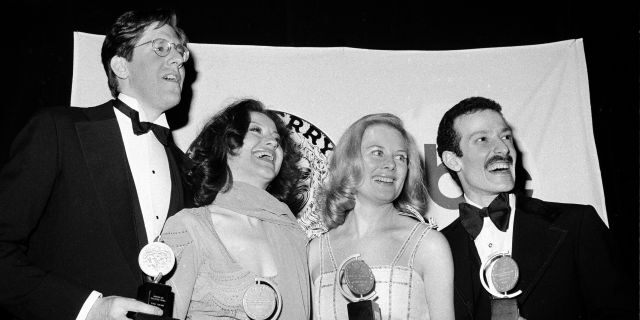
[343,259,375,296]
[243,282,278,320]
[138,242,175,278]
[490,255,520,293]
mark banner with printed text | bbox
[72,33,606,236]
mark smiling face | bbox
[112,22,186,120]
[227,112,284,190]
[443,109,516,206]
[356,124,409,206]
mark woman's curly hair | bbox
[322,113,428,230]
[187,99,302,208]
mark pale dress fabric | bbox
[313,222,433,320]
[162,182,310,320]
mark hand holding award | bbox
[133,241,178,320]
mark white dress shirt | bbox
[115,93,171,243]
[465,193,516,266]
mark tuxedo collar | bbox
[117,93,169,127]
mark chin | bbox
[493,182,515,193]
[375,192,400,204]
[161,90,182,103]
[257,170,278,183]
[166,97,182,108]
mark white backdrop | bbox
[72,33,606,231]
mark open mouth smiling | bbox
[485,155,513,173]
[162,72,180,82]
[373,176,395,183]
[254,150,275,162]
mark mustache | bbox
[485,155,514,168]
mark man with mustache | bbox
[435,96,632,319]
[0,9,191,320]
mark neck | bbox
[233,178,269,191]
[139,105,163,122]
[344,201,396,237]
[464,192,501,208]
[118,92,164,121]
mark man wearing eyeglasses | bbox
[0,9,191,320]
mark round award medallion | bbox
[490,255,520,293]
[343,259,375,296]
[138,242,175,278]
[243,281,279,320]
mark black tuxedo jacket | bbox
[442,195,634,320]
[0,101,189,320]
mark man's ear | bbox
[442,150,462,172]
[110,56,129,79]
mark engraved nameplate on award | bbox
[132,241,178,320]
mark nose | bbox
[494,138,510,155]
[382,155,396,170]
[167,47,185,68]
[264,136,279,150]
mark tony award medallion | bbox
[337,254,381,320]
[133,240,178,320]
[480,252,522,320]
[242,278,282,320]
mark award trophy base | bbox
[347,300,382,320]
[490,298,519,320]
[130,282,178,320]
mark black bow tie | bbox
[114,100,170,146]
[459,193,511,239]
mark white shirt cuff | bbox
[76,291,102,320]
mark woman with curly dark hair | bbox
[308,113,454,320]
[161,99,310,319]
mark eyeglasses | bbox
[135,38,190,63]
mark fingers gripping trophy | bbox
[480,252,522,320]
[337,254,382,320]
[134,239,178,320]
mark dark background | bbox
[4,0,638,312]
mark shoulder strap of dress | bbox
[390,222,423,267]
[322,233,340,271]
[390,223,435,268]
[408,223,434,269]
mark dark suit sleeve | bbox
[575,206,635,319]
[0,110,90,319]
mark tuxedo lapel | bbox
[512,196,567,305]
[75,102,144,280]
[164,136,187,216]
[445,220,483,319]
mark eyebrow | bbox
[364,144,407,152]
[469,125,512,135]
[250,122,280,135]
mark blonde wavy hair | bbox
[322,113,428,230]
